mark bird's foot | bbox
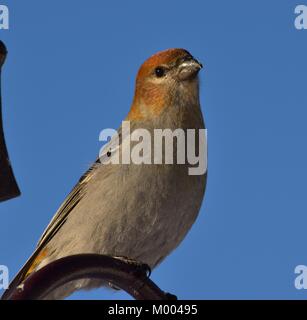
[113,256,151,278]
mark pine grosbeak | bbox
[4,48,207,299]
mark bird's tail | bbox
[1,247,43,300]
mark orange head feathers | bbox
[127,48,203,121]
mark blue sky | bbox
[1,0,307,299]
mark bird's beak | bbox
[177,57,203,81]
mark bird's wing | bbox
[1,166,95,300]
[36,165,94,248]
[37,128,123,248]
[1,129,123,299]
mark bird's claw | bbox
[114,256,151,278]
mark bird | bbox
[3,48,207,299]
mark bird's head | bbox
[128,48,203,120]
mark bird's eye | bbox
[154,66,165,78]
